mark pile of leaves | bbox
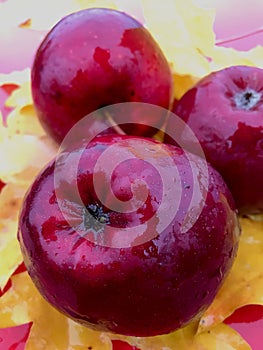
[0,1,262,349]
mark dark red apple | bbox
[31,8,173,143]
[18,134,240,337]
[165,65,263,214]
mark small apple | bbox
[165,65,263,214]
[18,134,240,336]
[31,8,173,143]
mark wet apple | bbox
[31,8,173,143]
[165,65,263,214]
[18,134,240,336]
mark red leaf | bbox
[0,180,6,193]
[225,305,263,350]
[0,263,26,297]
[1,84,19,96]
[0,323,32,350]
[112,340,140,350]
[225,305,263,324]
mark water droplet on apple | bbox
[226,139,232,149]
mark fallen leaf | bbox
[173,73,199,100]
[112,322,197,350]
[0,272,112,350]
[0,323,32,349]
[5,82,32,109]
[0,183,27,289]
[141,0,215,77]
[113,316,251,350]
[0,133,57,184]
[198,217,263,332]
[0,2,263,350]
[6,104,45,137]
[76,0,117,10]
[193,323,251,350]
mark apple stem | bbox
[103,111,126,135]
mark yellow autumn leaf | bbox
[142,0,215,77]
[0,272,112,350]
[67,322,112,350]
[113,322,197,350]
[193,323,251,350]
[0,271,251,350]
[0,219,22,290]
[0,182,28,222]
[113,312,251,350]
[0,132,57,184]
[210,45,263,72]
[6,104,45,137]
[4,82,45,137]
[5,80,33,108]
[75,0,145,26]
[198,217,263,332]
[5,82,32,109]
[0,84,57,184]
[173,73,200,100]
[0,1,263,350]
[0,182,27,289]
[76,0,117,10]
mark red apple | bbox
[18,134,240,336]
[31,8,173,143]
[165,65,263,214]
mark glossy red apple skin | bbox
[165,65,263,214]
[18,135,240,337]
[31,8,173,143]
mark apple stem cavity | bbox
[84,203,110,233]
[233,88,261,110]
